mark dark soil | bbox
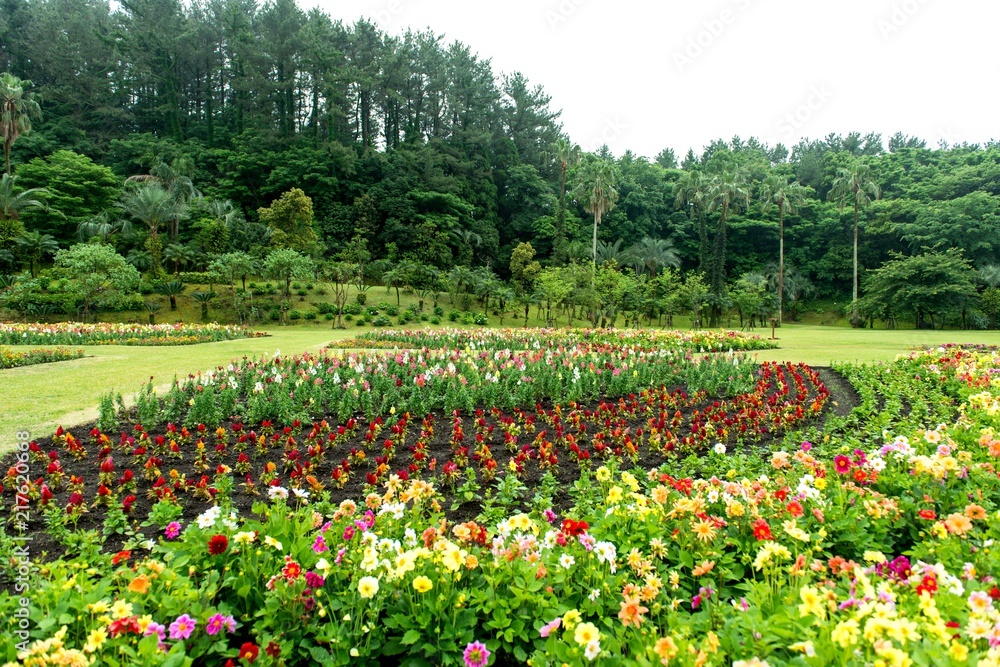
[1,365,858,582]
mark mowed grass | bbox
[5,321,1000,454]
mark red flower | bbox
[918,509,937,520]
[239,642,259,663]
[208,534,229,556]
[112,550,132,565]
[752,519,772,541]
[786,500,804,518]
[834,455,851,475]
[265,642,281,658]
[989,587,1000,600]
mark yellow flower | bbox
[621,471,640,492]
[358,576,379,599]
[110,600,133,620]
[574,621,600,646]
[814,477,827,490]
[412,576,433,593]
[949,642,969,662]
[691,519,717,542]
[86,600,111,614]
[83,627,107,653]
[595,467,611,483]
[607,486,624,504]
[797,586,825,619]
[831,619,859,648]
[562,609,581,630]
[441,547,465,573]
[864,550,887,564]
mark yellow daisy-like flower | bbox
[86,600,111,614]
[109,600,133,620]
[574,622,600,647]
[607,486,624,504]
[797,586,825,619]
[831,619,859,648]
[357,576,379,599]
[83,627,108,653]
[562,609,581,630]
[412,576,433,593]
[691,519,717,542]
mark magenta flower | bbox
[463,641,490,667]
[205,613,236,635]
[164,522,182,539]
[312,534,329,553]
[168,614,197,640]
[144,622,166,641]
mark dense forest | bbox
[1,0,999,327]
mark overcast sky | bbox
[307,0,998,160]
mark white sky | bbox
[310,0,999,160]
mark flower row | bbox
[0,322,265,346]
[0,346,84,369]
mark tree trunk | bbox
[852,196,860,328]
[778,209,784,326]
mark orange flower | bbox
[618,594,649,627]
[654,637,679,662]
[691,519,717,542]
[692,560,715,577]
[944,513,973,535]
[128,574,151,594]
[965,504,988,521]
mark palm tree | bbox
[118,183,183,277]
[15,231,59,277]
[208,199,239,226]
[595,239,633,269]
[448,265,476,309]
[450,228,482,266]
[126,158,200,241]
[706,168,751,325]
[0,174,48,221]
[0,73,42,175]
[191,290,218,322]
[979,264,1000,289]
[630,236,681,278]
[552,139,581,264]
[381,265,408,305]
[830,162,881,327]
[673,170,710,271]
[156,280,185,311]
[759,174,809,325]
[576,159,620,287]
[163,242,199,276]
[77,211,133,243]
[565,241,590,264]
[126,249,152,273]
[144,301,162,325]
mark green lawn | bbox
[5,321,1000,454]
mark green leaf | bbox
[401,629,422,645]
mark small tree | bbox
[191,291,218,322]
[0,73,42,175]
[258,188,321,254]
[15,231,59,277]
[208,252,255,310]
[509,242,542,295]
[324,261,354,329]
[156,280,185,311]
[54,244,140,321]
[263,248,314,298]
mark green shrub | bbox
[304,311,317,320]
[289,309,302,320]
[386,304,400,317]
[431,316,441,325]
[448,309,461,322]
[474,313,489,326]
[372,315,391,327]
[434,306,444,317]
[461,312,475,325]
[366,305,380,317]
[325,313,335,321]
[344,303,363,316]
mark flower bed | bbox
[3,343,1000,666]
[0,346,84,369]
[0,322,265,346]
[328,327,779,353]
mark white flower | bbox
[253,382,264,394]
[588,589,601,601]
[292,488,310,502]
[713,442,726,455]
[584,639,601,661]
[196,506,221,529]
[559,553,575,569]
[268,486,289,500]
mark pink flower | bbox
[539,617,562,638]
[165,522,182,539]
[463,641,490,667]
[168,614,197,640]
[312,535,329,553]
[205,613,236,636]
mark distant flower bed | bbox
[0,322,266,346]
[0,346,85,369]
[329,327,778,353]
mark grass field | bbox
[4,321,1000,454]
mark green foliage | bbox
[53,243,141,319]
[859,248,977,329]
[263,248,314,298]
[14,150,119,241]
[258,188,321,254]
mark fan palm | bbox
[830,162,881,326]
[0,73,42,175]
[760,174,809,324]
[126,158,200,240]
[552,139,581,264]
[576,159,620,286]
[706,168,751,324]
[156,280,185,311]
[190,290,217,322]
[163,242,200,276]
